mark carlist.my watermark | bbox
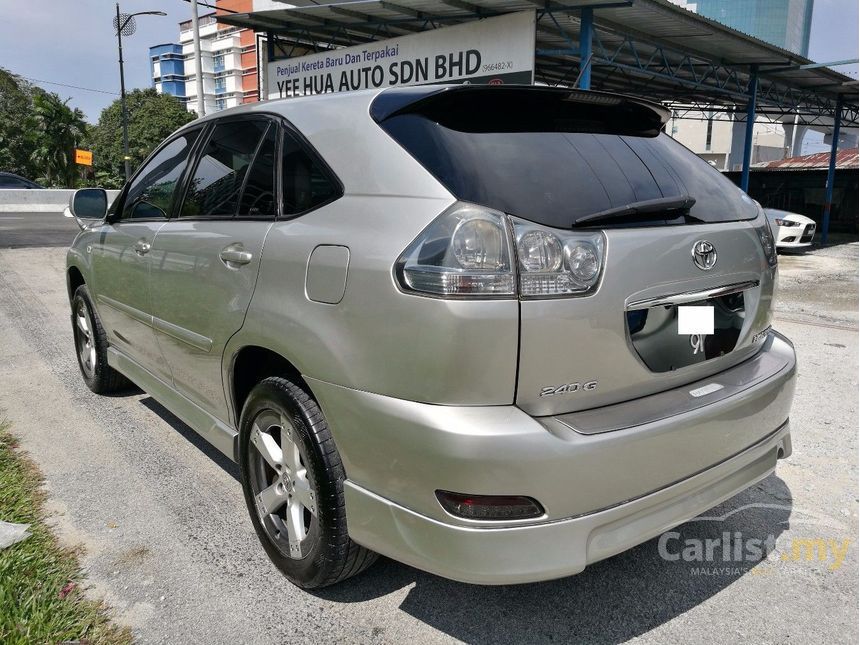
[656,503,853,575]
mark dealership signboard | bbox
[266,11,536,99]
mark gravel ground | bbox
[0,241,856,644]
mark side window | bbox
[238,125,277,217]
[181,119,269,218]
[281,131,339,216]
[121,130,199,220]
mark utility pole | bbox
[116,3,131,180]
[191,0,205,117]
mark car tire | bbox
[238,377,377,588]
[71,285,131,394]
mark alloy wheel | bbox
[248,409,318,559]
[75,302,97,379]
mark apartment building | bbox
[149,0,261,114]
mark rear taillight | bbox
[395,202,605,299]
[511,217,604,298]
[755,206,778,268]
[395,203,516,298]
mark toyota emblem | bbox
[691,240,717,271]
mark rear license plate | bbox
[627,290,748,372]
[678,305,714,335]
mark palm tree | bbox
[30,92,87,188]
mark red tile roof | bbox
[756,148,859,170]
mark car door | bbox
[90,128,202,381]
[148,116,278,422]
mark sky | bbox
[802,0,859,153]
[0,0,857,143]
[0,0,193,121]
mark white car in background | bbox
[764,208,816,250]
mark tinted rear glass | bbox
[378,94,756,229]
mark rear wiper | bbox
[572,195,697,226]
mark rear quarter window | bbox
[281,130,341,216]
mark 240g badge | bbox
[539,381,599,397]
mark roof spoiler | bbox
[370,85,670,137]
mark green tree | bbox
[90,88,196,188]
[29,92,87,188]
[1,68,91,187]
[0,68,40,178]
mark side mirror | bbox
[65,188,108,230]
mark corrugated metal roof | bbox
[219,0,858,125]
[755,148,859,170]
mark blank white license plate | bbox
[678,305,714,335]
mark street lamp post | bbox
[113,4,166,181]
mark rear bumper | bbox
[344,422,790,584]
[307,330,796,584]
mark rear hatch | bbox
[374,86,776,416]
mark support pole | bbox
[191,0,205,116]
[266,31,275,63]
[821,95,843,246]
[578,7,593,90]
[740,65,758,193]
[264,32,276,102]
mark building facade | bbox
[149,0,260,114]
[667,0,816,166]
[693,0,814,56]
[149,44,186,99]
[668,111,788,170]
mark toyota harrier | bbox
[65,85,795,588]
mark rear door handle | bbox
[220,246,253,266]
[134,240,151,256]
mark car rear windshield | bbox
[375,89,757,229]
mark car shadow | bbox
[314,475,794,644]
[138,395,240,482]
[133,394,793,643]
[777,248,814,255]
[97,383,143,398]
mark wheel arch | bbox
[227,344,313,429]
[67,265,86,302]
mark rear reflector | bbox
[435,491,544,521]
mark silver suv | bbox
[65,86,796,589]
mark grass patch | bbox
[0,420,132,644]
